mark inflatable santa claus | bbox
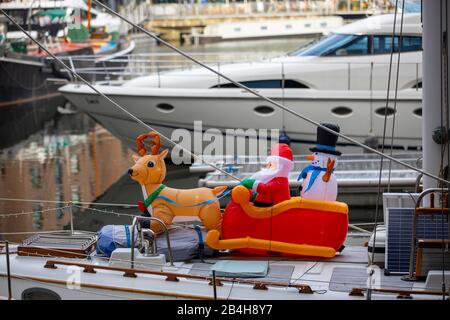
[241,143,294,206]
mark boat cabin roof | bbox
[336,13,422,36]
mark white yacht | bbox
[60,14,423,154]
[191,16,344,44]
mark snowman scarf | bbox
[297,165,334,193]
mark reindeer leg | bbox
[151,205,175,234]
[198,203,222,232]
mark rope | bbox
[0,197,138,207]
[89,0,449,186]
[72,205,137,218]
[0,230,69,236]
[0,205,70,219]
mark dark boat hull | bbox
[0,47,93,148]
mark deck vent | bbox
[156,103,175,113]
[331,106,353,116]
[375,106,396,116]
[254,105,275,116]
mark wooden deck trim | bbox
[44,259,313,294]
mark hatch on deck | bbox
[18,232,97,258]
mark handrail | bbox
[405,188,449,281]
[43,259,314,294]
[130,216,174,267]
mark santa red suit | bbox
[241,143,293,206]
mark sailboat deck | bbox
[1,231,444,300]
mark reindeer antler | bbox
[136,131,161,156]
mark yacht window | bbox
[332,35,369,56]
[210,79,309,89]
[373,36,396,54]
[290,33,422,57]
[289,34,360,56]
[373,35,422,54]
[401,36,422,52]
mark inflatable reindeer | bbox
[128,132,227,233]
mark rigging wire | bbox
[84,1,448,185]
[0,205,70,218]
[387,0,406,191]
[439,0,449,300]
[368,0,400,301]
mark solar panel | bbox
[385,208,449,274]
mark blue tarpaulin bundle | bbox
[96,225,137,257]
[96,224,215,260]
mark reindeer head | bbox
[128,131,169,185]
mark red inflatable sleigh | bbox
[205,186,348,258]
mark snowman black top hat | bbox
[309,123,342,156]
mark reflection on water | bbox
[0,37,315,242]
[0,113,134,242]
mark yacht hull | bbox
[60,84,423,155]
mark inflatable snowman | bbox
[298,123,341,202]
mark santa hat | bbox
[265,143,294,175]
[270,143,293,161]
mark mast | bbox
[88,0,92,31]
[422,1,450,192]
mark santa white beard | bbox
[250,156,293,184]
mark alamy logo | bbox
[170,121,280,164]
[66,266,81,290]
[366,265,381,290]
